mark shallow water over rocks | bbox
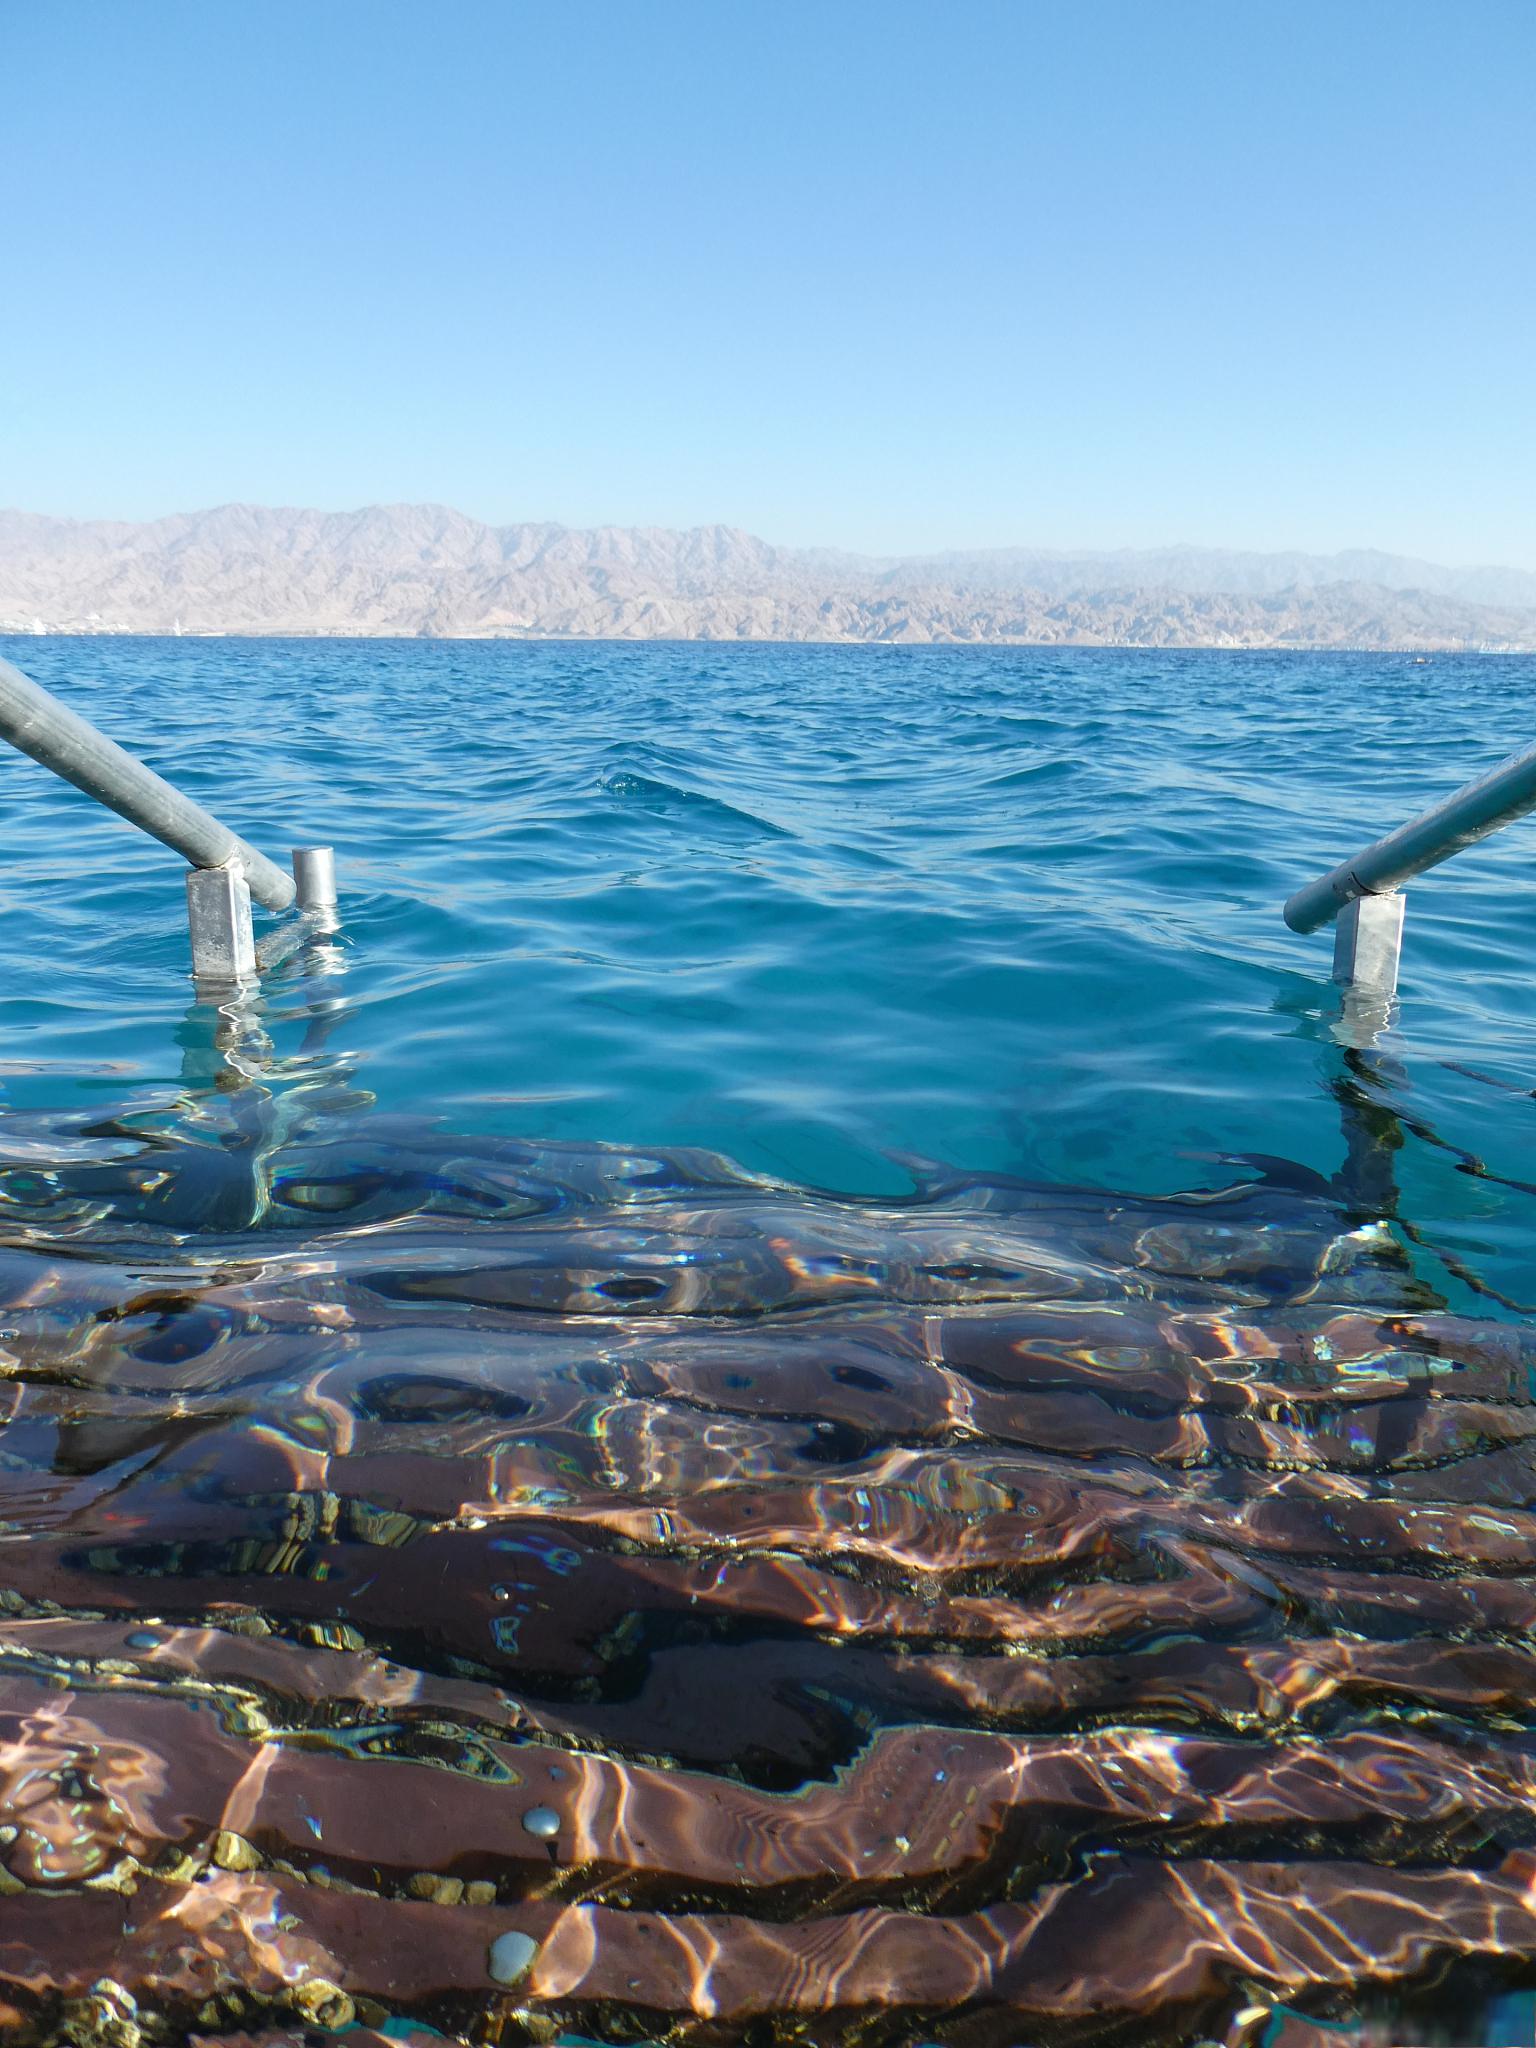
[0,1067,1531,2045]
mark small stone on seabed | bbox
[293,1978,354,2029]
[488,1929,539,1986]
[212,1829,260,1872]
[521,1805,560,1839]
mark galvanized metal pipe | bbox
[292,845,337,912]
[1284,738,1536,934]
[0,655,295,912]
[254,847,341,971]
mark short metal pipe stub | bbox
[292,845,338,914]
[187,864,257,983]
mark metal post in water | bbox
[0,656,295,913]
[292,845,337,916]
[1284,738,1536,937]
[1331,892,1405,995]
[186,865,257,983]
[254,847,341,973]
[1287,737,1536,1042]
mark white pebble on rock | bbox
[487,1930,539,1985]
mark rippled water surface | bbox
[0,637,1533,2047]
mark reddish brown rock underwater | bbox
[0,1119,1531,2044]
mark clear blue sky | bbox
[4,0,1533,564]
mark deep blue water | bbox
[1,636,1533,1303]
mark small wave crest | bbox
[599,763,793,838]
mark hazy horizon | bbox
[9,500,1536,648]
[7,499,1536,580]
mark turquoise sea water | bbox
[0,638,1535,2045]
[1,636,1533,1300]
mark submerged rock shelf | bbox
[0,1110,1528,2044]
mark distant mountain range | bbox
[2,504,1534,650]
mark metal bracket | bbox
[1332,892,1405,996]
[186,864,256,983]
[189,844,338,988]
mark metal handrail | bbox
[0,655,335,982]
[0,655,294,911]
[1285,739,1536,934]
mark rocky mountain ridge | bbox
[2,504,1533,650]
